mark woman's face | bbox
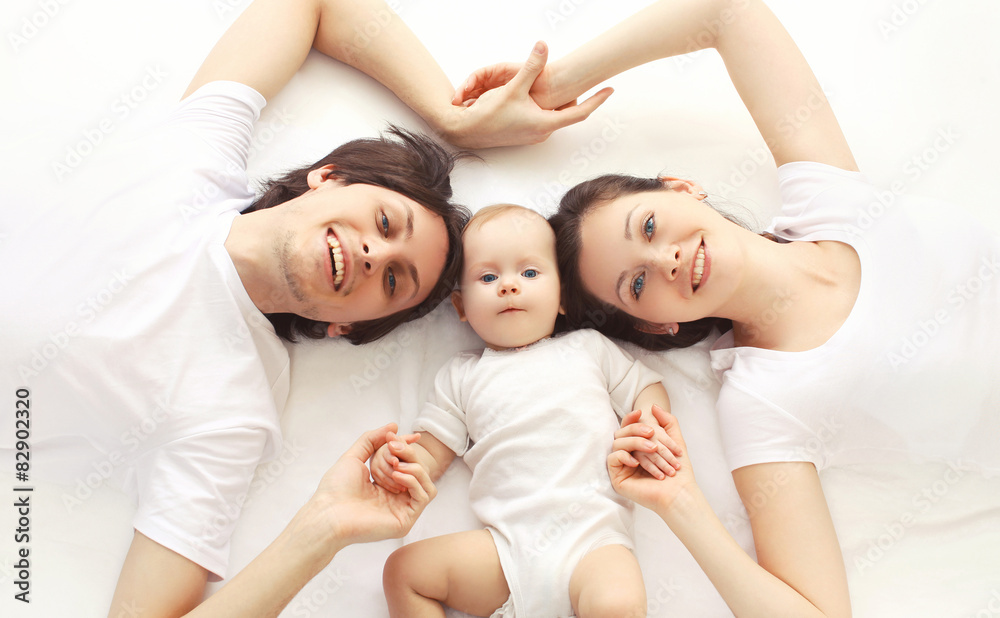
[578,189,744,327]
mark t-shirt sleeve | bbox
[412,356,471,456]
[716,377,823,471]
[589,331,665,418]
[131,426,269,580]
[166,81,266,175]
[770,161,876,242]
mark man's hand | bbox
[313,423,437,546]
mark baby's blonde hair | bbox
[462,204,550,241]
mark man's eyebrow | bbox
[623,204,638,240]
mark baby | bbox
[372,205,679,618]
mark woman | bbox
[457,0,999,615]
[1,0,612,615]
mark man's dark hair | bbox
[243,126,471,345]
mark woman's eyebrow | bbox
[623,204,639,240]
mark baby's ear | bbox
[450,291,468,322]
[327,323,353,337]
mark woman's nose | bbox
[652,244,682,280]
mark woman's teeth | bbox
[328,235,345,286]
[693,244,705,290]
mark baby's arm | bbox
[628,382,683,479]
[371,430,457,493]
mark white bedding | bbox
[3,0,999,616]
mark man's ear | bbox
[306,164,340,190]
[635,321,679,336]
[451,291,468,322]
[327,323,352,337]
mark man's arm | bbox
[108,424,435,618]
[184,0,608,148]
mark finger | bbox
[607,449,640,473]
[545,87,614,131]
[619,410,642,429]
[394,462,436,504]
[653,441,682,471]
[612,436,659,453]
[508,41,548,96]
[453,64,520,105]
[346,423,398,462]
[614,421,654,440]
[651,405,685,446]
[635,452,667,480]
[399,432,421,445]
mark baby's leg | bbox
[569,544,647,618]
[383,529,510,618]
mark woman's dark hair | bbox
[550,173,778,352]
[243,126,472,345]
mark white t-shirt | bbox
[1,81,288,579]
[710,161,1000,473]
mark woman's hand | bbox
[441,41,613,149]
[608,405,697,513]
[453,59,567,111]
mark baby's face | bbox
[454,212,562,350]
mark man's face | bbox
[269,169,449,329]
[453,211,562,350]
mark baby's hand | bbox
[620,408,683,480]
[369,431,422,494]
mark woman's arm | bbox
[609,408,851,618]
[461,0,857,168]
[108,424,436,618]
[184,0,608,148]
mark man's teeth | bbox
[327,235,345,286]
[693,244,705,289]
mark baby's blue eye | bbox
[643,215,655,240]
[631,273,645,301]
[481,274,497,283]
[523,269,538,278]
[381,213,390,237]
[387,269,396,294]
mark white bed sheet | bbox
[3,0,1000,616]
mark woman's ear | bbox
[327,323,352,337]
[636,321,679,336]
[657,175,705,198]
[306,164,340,190]
[450,291,468,322]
